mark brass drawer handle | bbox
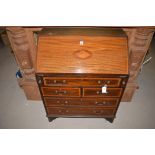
[96,91,99,94]
[65,101,69,104]
[57,100,60,103]
[98,80,101,84]
[53,80,67,84]
[63,80,66,83]
[55,90,67,94]
[106,80,110,84]
[96,91,108,94]
[95,101,108,105]
[97,80,111,84]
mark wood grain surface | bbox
[36,35,128,74]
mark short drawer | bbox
[47,107,115,117]
[41,87,80,97]
[44,97,119,107]
[43,77,121,87]
[83,88,122,97]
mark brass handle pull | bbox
[96,91,108,94]
[96,91,100,94]
[55,90,67,94]
[53,80,67,84]
[97,80,111,84]
[98,80,101,84]
[95,101,107,105]
[63,80,66,83]
[106,80,110,84]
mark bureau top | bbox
[38,27,126,37]
[36,28,128,75]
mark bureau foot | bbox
[105,117,114,123]
[48,117,57,122]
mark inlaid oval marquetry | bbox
[74,49,92,60]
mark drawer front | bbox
[83,88,122,97]
[47,107,115,117]
[44,97,119,107]
[41,87,80,97]
[43,77,121,87]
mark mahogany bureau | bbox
[36,28,129,123]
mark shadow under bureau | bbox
[36,28,129,123]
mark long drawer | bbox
[46,107,115,117]
[43,77,122,87]
[41,87,80,97]
[44,97,119,107]
[83,88,122,97]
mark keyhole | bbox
[80,40,84,46]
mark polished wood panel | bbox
[36,35,128,74]
[44,97,119,107]
[39,27,126,37]
[41,87,80,97]
[43,77,121,87]
[83,88,122,97]
[47,107,115,117]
